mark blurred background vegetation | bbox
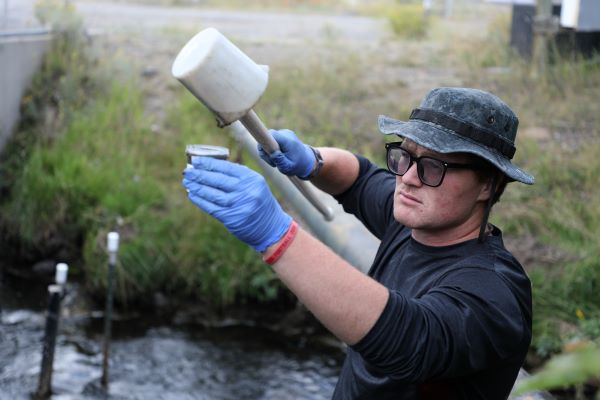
[0,0,598,397]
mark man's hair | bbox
[474,159,508,206]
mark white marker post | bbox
[101,232,119,389]
[36,263,69,398]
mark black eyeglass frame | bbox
[385,142,485,187]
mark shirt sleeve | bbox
[351,267,528,383]
[334,155,396,239]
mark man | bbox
[182,87,534,399]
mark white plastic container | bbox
[55,263,68,285]
[171,27,269,126]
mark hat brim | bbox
[378,115,534,185]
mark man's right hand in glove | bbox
[257,129,317,179]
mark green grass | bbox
[259,56,372,149]
[513,345,600,396]
[385,4,429,39]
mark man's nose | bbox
[402,161,422,187]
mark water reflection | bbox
[0,274,343,399]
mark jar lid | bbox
[185,144,229,160]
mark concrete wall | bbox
[0,29,52,153]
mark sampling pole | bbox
[171,27,334,221]
[101,231,119,389]
[35,263,68,399]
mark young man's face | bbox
[392,140,491,244]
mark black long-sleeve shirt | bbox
[332,156,532,400]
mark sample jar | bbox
[186,145,230,167]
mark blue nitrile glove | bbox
[257,129,315,179]
[182,157,292,252]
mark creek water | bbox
[0,273,344,399]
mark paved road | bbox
[2,0,388,45]
[79,1,387,43]
[0,0,41,30]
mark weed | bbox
[386,4,429,39]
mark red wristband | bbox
[263,221,299,265]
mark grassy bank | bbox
[1,67,282,308]
[0,2,285,308]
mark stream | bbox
[0,272,344,399]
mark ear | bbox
[476,176,495,202]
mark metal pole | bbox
[238,110,334,221]
[2,0,7,28]
[228,121,379,273]
[423,0,433,16]
[532,0,557,76]
[35,263,68,399]
[101,232,119,389]
[0,267,4,318]
[444,0,453,18]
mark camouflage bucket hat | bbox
[378,87,534,185]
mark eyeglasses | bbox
[385,142,483,187]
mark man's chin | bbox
[393,210,418,229]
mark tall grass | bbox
[386,4,429,39]
[259,56,374,150]
[0,0,96,258]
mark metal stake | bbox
[101,232,119,389]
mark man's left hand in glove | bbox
[182,157,293,253]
